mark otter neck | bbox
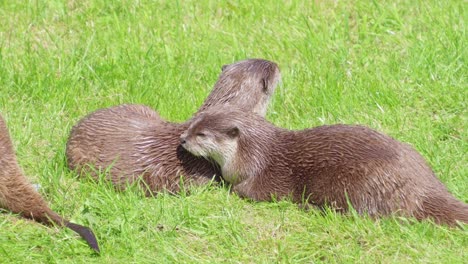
[222,124,276,186]
[193,73,263,117]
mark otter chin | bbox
[180,107,468,227]
[66,59,281,195]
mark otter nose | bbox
[180,135,186,145]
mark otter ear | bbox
[262,78,269,93]
[221,64,228,71]
[227,127,239,138]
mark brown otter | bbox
[0,114,99,252]
[66,59,281,195]
[180,107,468,226]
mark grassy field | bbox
[0,0,466,263]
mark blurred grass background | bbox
[0,1,466,263]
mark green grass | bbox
[0,0,466,263]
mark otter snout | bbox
[179,133,187,145]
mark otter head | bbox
[195,58,281,117]
[180,109,245,184]
[181,107,275,185]
[180,112,239,166]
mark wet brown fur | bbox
[66,59,281,195]
[181,108,468,226]
[0,114,99,252]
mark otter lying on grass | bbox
[180,107,467,226]
[66,59,281,195]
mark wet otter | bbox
[180,107,468,226]
[66,59,281,195]
[0,114,99,252]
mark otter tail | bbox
[420,192,468,227]
[38,209,100,253]
[66,222,100,253]
[0,114,100,252]
[9,184,101,253]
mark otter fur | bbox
[66,59,281,195]
[180,107,468,226]
[0,114,99,252]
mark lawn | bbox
[0,0,466,263]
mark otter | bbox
[66,59,281,195]
[0,114,99,252]
[180,107,468,226]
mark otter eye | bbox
[196,132,206,137]
[226,127,239,138]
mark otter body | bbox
[66,59,281,195]
[181,108,468,226]
[0,114,99,252]
[67,105,219,194]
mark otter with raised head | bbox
[180,107,468,226]
[66,59,281,195]
[0,114,99,252]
